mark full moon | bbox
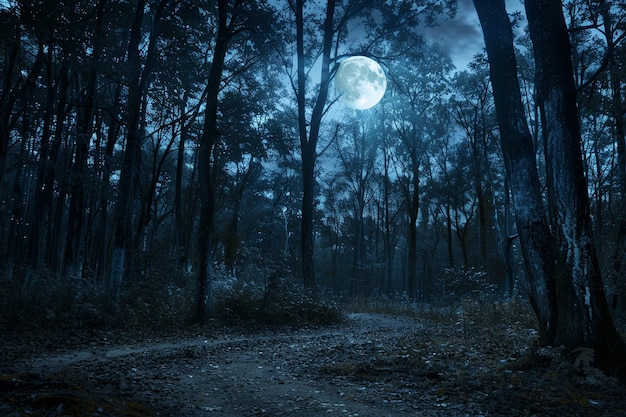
[334,56,387,110]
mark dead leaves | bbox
[0,374,153,417]
[2,307,626,416]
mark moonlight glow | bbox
[334,56,387,110]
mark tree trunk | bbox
[525,0,626,376]
[0,17,21,184]
[407,151,419,301]
[175,91,190,268]
[473,0,558,343]
[445,204,454,268]
[598,0,626,310]
[195,0,230,324]
[95,88,121,283]
[224,159,254,273]
[294,0,336,297]
[109,0,147,309]
[31,60,69,271]
[382,137,394,295]
[134,126,175,255]
[64,0,105,282]
[108,0,170,308]
[301,147,316,294]
[503,176,516,296]
[5,112,33,278]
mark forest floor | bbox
[1,303,625,417]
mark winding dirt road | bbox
[3,311,625,416]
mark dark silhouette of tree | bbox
[109,0,171,311]
[450,69,507,290]
[387,42,453,300]
[333,121,378,296]
[286,0,455,296]
[567,0,626,311]
[195,0,281,323]
[474,0,626,378]
[64,0,107,283]
[289,0,337,296]
[525,0,625,377]
[472,0,557,344]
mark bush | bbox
[435,267,498,305]
[212,270,343,326]
[118,269,196,330]
[0,259,344,333]
[0,267,112,331]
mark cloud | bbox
[421,0,526,71]
[420,0,484,70]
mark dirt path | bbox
[2,311,625,416]
[3,314,424,416]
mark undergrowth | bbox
[0,264,344,333]
[212,272,343,327]
[344,293,539,330]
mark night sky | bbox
[424,0,526,70]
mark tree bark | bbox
[195,0,231,323]
[294,0,336,297]
[472,0,558,343]
[64,0,106,282]
[382,135,394,295]
[175,91,190,269]
[0,15,21,184]
[224,158,254,273]
[524,0,626,376]
[598,0,626,310]
[30,59,69,271]
[109,0,170,308]
[407,147,419,300]
[109,0,148,309]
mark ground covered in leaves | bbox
[2,302,625,416]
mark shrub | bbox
[212,269,343,326]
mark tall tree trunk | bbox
[109,0,169,308]
[598,0,626,310]
[175,91,190,268]
[31,59,69,271]
[65,0,106,282]
[94,88,121,283]
[5,111,32,278]
[524,0,626,376]
[134,127,175,254]
[472,127,505,286]
[195,0,230,324]
[294,0,336,297]
[473,0,558,343]
[109,0,147,310]
[0,16,21,184]
[503,176,516,296]
[407,148,419,301]
[1,22,44,276]
[382,135,394,295]
[224,158,254,273]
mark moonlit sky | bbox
[423,0,527,70]
[0,0,527,73]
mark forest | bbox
[1,0,626,412]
